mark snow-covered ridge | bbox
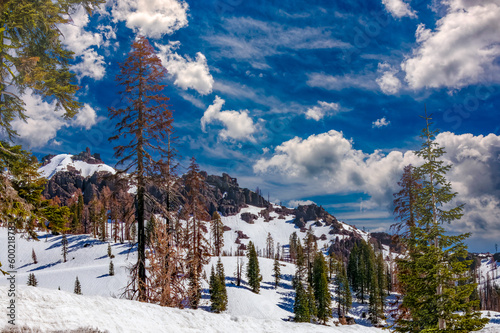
[38,154,116,179]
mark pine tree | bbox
[32,248,37,264]
[294,240,307,287]
[74,276,82,295]
[109,260,115,276]
[109,36,174,301]
[210,258,228,313]
[273,254,281,288]
[27,273,37,287]
[393,113,489,332]
[266,232,274,259]
[312,252,332,324]
[211,211,224,257]
[304,230,318,284]
[306,282,318,320]
[246,241,261,294]
[0,0,104,138]
[0,142,46,240]
[294,280,310,322]
[334,260,352,318]
[289,232,299,263]
[61,234,68,263]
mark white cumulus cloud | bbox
[59,6,106,80]
[201,96,257,141]
[305,101,341,121]
[376,63,402,95]
[372,117,390,128]
[71,49,106,81]
[382,0,417,18]
[156,41,214,95]
[11,91,99,148]
[402,0,500,89]
[111,0,189,38]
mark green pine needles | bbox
[392,113,489,332]
[209,258,228,313]
[246,241,261,294]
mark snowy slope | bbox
[0,285,393,333]
[38,154,116,179]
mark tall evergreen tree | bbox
[334,260,352,318]
[294,280,310,322]
[289,232,299,262]
[266,232,274,259]
[273,254,281,288]
[304,230,318,284]
[210,258,228,313]
[211,211,224,257]
[312,252,332,324]
[246,241,261,294]
[108,36,173,301]
[393,113,488,332]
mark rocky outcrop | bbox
[42,170,117,205]
[293,204,338,228]
[181,172,270,217]
[71,147,103,164]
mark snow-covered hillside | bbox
[38,154,116,179]
[1,205,499,332]
[220,205,372,257]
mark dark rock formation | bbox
[293,204,338,228]
[197,172,269,216]
[71,147,103,164]
[370,232,403,253]
[241,212,258,224]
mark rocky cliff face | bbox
[293,204,340,229]
[43,170,117,205]
[200,172,269,216]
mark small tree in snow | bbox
[74,276,82,295]
[32,248,38,264]
[61,234,68,262]
[109,260,115,276]
[27,273,38,287]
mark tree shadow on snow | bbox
[277,290,295,314]
[28,260,62,272]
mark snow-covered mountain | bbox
[39,153,116,179]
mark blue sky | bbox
[10,0,500,252]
